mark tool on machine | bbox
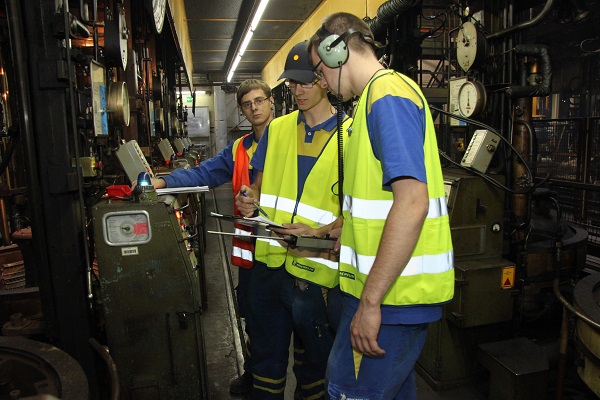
[207,230,337,250]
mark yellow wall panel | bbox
[168,0,194,90]
[262,0,387,88]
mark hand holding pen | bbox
[236,186,268,218]
[242,192,269,218]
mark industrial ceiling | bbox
[182,0,324,86]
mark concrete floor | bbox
[199,184,597,400]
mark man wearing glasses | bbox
[236,41,350,400]
[147,79,274,395]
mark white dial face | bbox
[458,81,480,117]
[103,211,151,246]
[153,0,167,34]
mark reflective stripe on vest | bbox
[344,195,448,220]
[339,70,454,305]
[231,134,255,269]
[255,111,350,287]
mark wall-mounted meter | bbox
[457,21,486,72]
[102,210,151,246]
[91,60,108,136]
[458,80,486,118]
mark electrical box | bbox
[173,137,186,153]
[460,129,500,173]
[448,258,515,328]
[92,193,208,399]
[158,138,176,162]
[115,140,154,183]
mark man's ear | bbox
[319,79,329,89]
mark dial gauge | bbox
[147,0,167,35]
[457,80,486,118]
[103,211,151,246]
[107,81,130,127]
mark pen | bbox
[242,192,269,218]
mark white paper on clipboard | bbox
[210,212,287,229]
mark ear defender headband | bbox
[316,25,376,68]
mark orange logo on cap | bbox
[293,55,299,60]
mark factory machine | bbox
[92,176,208,399]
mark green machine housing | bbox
[92,191,208,399]
[417,169,516,388]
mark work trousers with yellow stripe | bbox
[246,262,334,399]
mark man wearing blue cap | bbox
[236,41,350,400]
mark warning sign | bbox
[502,266,515,289]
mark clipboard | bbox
[210,212,288,229]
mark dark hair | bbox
[237,79,272,105]
[308,12,375,57]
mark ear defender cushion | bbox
[317,34,349,68]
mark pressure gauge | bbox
[147,0,167,35]
[457,80,486,118]
[104,10,129,70]
[103,211,152,246]
[456,21,486,72]
[107,81,130,127]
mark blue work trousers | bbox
[326,307,428,400]
[236,266,253,373]
[246,262,334,399]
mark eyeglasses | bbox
[285,78,320,89]
[240,97,268,110]
[312,60,323,78]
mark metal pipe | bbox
[6,0,46,281]
[366,0,421,37]
[63,0,94,304]
[0,199,10,246]
[511,99,532,239]
[556,306,568,400]
[487,0,556,40]
[89,338,120,400]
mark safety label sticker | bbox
[502,266,515,289]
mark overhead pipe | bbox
[366,0,422,37]
[506,44,552,98]
[487,0,556,40]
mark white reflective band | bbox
[234,228,253,236]
[295,202,335,225]
[340,245,453,276]
[344,196,392,220]
[260,194,295,213]
[232,247,253,261]
[427,196,448,219]
[302,255,338,271]
[257,237,285,248]
[261,194,336,225]
[343,196,448,220]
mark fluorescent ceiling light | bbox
[179,90,207,96]
[227,0,270,82]
[239,30,254,56]
[251,0,270,30]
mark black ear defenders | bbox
[316,25,376,68]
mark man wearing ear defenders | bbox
[145,79,274,396]
[308,12,454,400]
[236,41,351,400]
